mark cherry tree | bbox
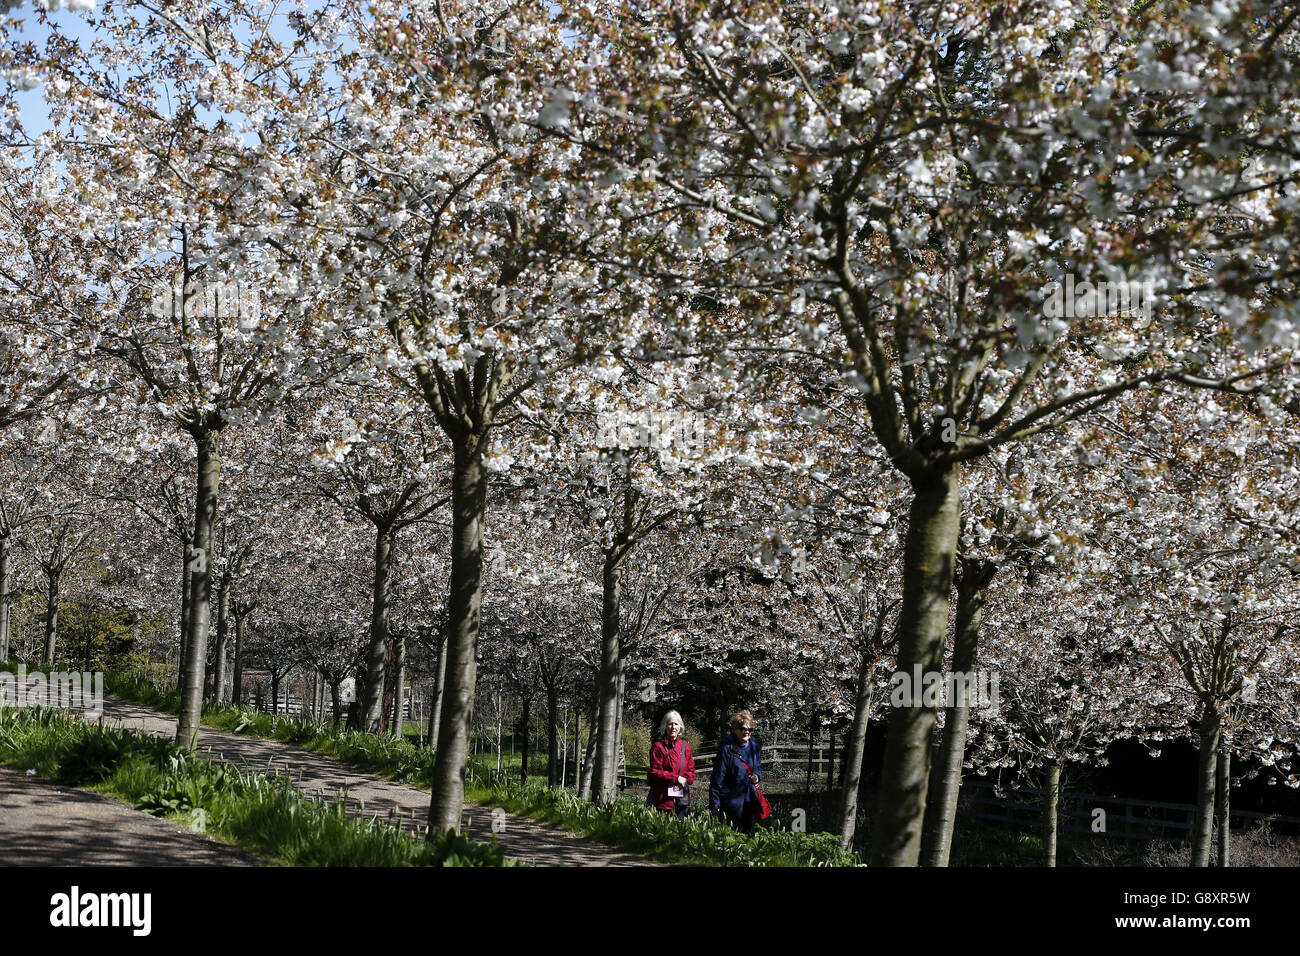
[230,0,653,833]
[12,1,359,745]
[301,385,450,733]
[540,0,1300,864]
[1099,389,1300,865]
[970,577,1154,866]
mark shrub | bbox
[1143,821,1300,867]
[621,714,652,770]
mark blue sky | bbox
[8,6,99,140]
[6,2,320,143]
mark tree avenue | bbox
[0,0,1297,868]
[535,0,1300,865]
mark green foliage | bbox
[0,708,515,867]
[201,706,440,787]
[472,779,860,867]
[946,821,1048,867]
[57,728,172,785]
[102,670,183,714]
[102,668,851,866]
[621,714,652,770]
[57,601,137,672]
[134,753,238,815]
[428,829,512,867]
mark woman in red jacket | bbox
[648,710,695,819]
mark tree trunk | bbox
[378,636,397,734]
[1042,760,1061,867]
[390,631,406,738]
[426,441,488,836]
[613,662,627,791]
[578,704,599,800]
[922,557,993,866]
[560,704,568,787]
[177,536,192,691]
[271,671,280,716]
[83,611,93,672]
[806,712,816,792]
[427,631,448,748]
[0,534,12,662]
[330,679,342,725]
[1216,738,1231,867]
[519,694,531,785]
[570,706,579,788]
[590,549,624,804]
[361,524,394,733]
[211,584,230,704]
[496,692,504,772]
[178,429,221,748]
[231,611,245,706]
[1191,703,1222,867]
[837,655,875,850]
[870,466,962,867]
[546,682,560,788]
[42,569,60,665]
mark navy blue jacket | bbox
[709,733,762,818]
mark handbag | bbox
[738,755,772,820]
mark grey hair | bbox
[658,710,685,738]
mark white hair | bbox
[658,710,685,738]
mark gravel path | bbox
[94,697,657,867]
[0,765,260,866]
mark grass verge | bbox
[470,779,860,866]
[94,668,862,865]
[0,706,515,866]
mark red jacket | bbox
[648,737,696,810]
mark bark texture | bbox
[870,466,962,866]
[921,556,995,866]
[426,442,488,835]
[361,525,395,733]
[1190,704,1222,867]
[836,656,875,850]
[0,535,11,661]
[1042,760,1061,867]
[177,429,220,749]
[590,549,625,804]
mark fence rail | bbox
[616,737,843,790]
[245,692,410,720]
[959,779,1300,844]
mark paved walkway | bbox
[0,765,259,866]
[95,697,656,867]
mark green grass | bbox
[103,669,184,714]
[0,707,516,866]
[89,666,1083,867]
[93,668,865,865]
[469,779,861,866]
[947,820,1049,867]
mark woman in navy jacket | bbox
[709,710,762,834]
